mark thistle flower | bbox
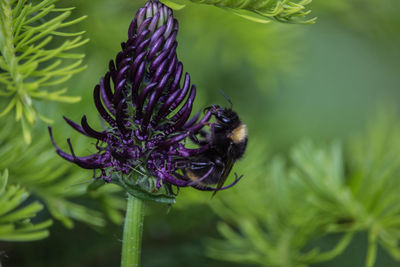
[49,1,240,201]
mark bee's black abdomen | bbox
[231,136,248,160]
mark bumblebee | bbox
[184,98,248,194]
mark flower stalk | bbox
[121,193,145,267]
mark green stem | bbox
[121,194,145,267]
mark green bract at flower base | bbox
[160,0,316,24]
[0,169,53,242]
[0,0,88,144]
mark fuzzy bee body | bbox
[184,104,248,192]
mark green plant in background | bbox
[0,117,125,229]
[0,169,52,242]
[174,4,303,97]
[314,0,400,42]
[205,111,400,267]
[161,0,316,24]
[0,0,88,143]
[205,139,353,267]
[0,0,126,242]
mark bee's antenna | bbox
[218,89,233,109]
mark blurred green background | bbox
[1,0,400,266]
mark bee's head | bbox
[205,104,239,126]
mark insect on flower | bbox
[48,0,245,199]
[183,92,248,195]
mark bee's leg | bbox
[174,159,191,169]
[189,131,208,145]
[174,158,213,171]
[189,161,214,170]
[193,173,243,191]
[187,166,215,185]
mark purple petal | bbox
[136,8,146,27]
[183,110,200,129]
[164,31,177,52]
[137,17,152,35]
[187,111,211,132]
[63,116,90,137]
[150,49,169,73]
[132,61,145,105]
[148,36,164,60]
[164,15,174,38]
[136,82,158,120]
[150,24,166,46]
[136,38,150,56]
[116,99,128,134]
[169,73,190,111]
[100,75,114,114]
[48,127,107,169]
[81,115,107,141]
[93,85,116,127]
[148,11,160,33]
[112,78,127,108]
[170,62,183,92]
[128,18,137,38]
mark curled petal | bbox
[132,61,146,104]
[63,116,90,137]
[164,31,177,52]
[81,115,107,141]
[109,60,117,82]
[187,111,212,132]
[150,24,167,46]
[116,99,128,133]
[148,36,165,61]
[142,74,169,130]
[112,77,127,107]
[136,82,158,120]
[48,127,107,169]
[150,49,169,73]
[170,72,190,111]
[170,85,196,122]
[137,17,152,35]
[100,74,114,114]
[183,110,200,129]
[164,15,174,38]
[93,85,116,127]
[128,18,137,38]
[148,10,161,33]
[136,38,150,56]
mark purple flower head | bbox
[49,1,241,202]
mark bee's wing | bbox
[212,152,234,197]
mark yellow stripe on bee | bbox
[229,124,247,144]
